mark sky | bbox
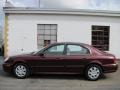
[0,0,120,26]
[1,0,120,10]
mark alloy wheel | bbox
[85,64,102,81]
[13,63,30,79]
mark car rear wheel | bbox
[85,64,102,81]
[13,63,30,79]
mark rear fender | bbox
[84,60,103,73]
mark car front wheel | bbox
[85,64,102,81]
[13,63,30,79]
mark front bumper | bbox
[103,63,118,73]
[3,63,13,73]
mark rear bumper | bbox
[3,63,13,73]
[103,63,118,73]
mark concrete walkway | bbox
[0,56,4,71]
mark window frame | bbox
[37,24,57,49]
[91,25,110,51]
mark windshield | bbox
[31,47,45,55]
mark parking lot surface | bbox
[0,56,120,90]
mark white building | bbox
[3,7,120,58]
[0,32,2,47]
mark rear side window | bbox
[66,45,90,55]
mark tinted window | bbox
[66,45,89,55]
[44,45,64,55]
[92,25,110,51]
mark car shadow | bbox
[28,73,107,81]
[0,70,108,81]
[31,74,85,80]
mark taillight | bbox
[112,56,117,64]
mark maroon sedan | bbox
[3,42,118,80]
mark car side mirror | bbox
[39,53,44,56]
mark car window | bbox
[44,44,64,55]
[66,45,90,55]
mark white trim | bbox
[3,7,120,17]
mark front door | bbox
[35,44,65,73]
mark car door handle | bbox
[56,58,63,60]
[81,58,87,60]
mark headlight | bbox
[4,57,10,62]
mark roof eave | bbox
[3,7,120,17]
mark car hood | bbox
[5,53,37,63]
[10,52,35,58]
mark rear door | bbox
[64,44,91,73]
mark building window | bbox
[44,40,51,47]
[37,24,57,49]
[92,25,110,51]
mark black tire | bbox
[13,63,30,79]
[85,64,102,81]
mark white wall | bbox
[7,14,120,58]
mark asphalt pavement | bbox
[0,56,120,90]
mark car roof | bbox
[50,42,90,46]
